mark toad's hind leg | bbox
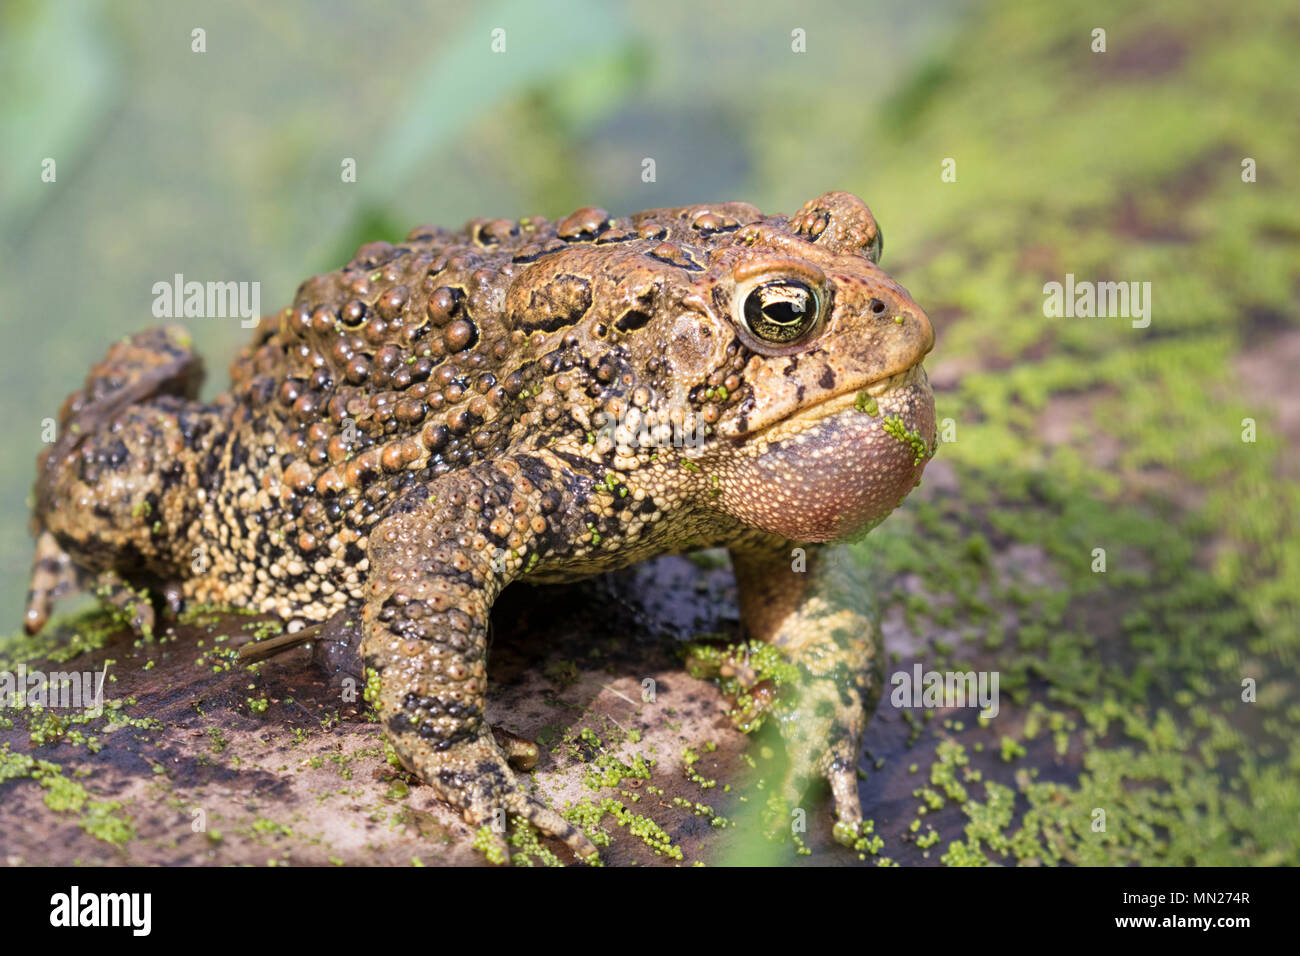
[360,464,597,863]
[27,325,209,634]
[23,533,156,637]
[38,325,203,488]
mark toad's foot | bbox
[729,537,883,847]
[23,531,80,635]
[771,671,870,845]
[394,730,596,864]
[238,604,544,776]
[684,642,780,733]
[92,571,157,640]
[492,725,540,772]
[690,640,869,843]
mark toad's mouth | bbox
[716,363,936,542]
[747,363,927,443]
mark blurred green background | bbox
[2,0,1298,864]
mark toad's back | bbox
[194,201,784,619]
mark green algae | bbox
[881,414,932,466]
[564,796,683,861]
[0,743,134,846]
[582,748,654,790]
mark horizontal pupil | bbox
[763,302,805,324]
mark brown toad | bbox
[25,190,935,861]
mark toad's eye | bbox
[740,280,821,344]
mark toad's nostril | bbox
[869,299,886,314]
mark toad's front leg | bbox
[361,462,596,864]
[729,537,883,846]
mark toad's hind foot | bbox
[24,536,157,641]
[37,325,202,511]
[59,325,202,422]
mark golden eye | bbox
[741,280,820,344]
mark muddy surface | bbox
[0,544,1040,867]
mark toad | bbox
[26,191,935,861]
